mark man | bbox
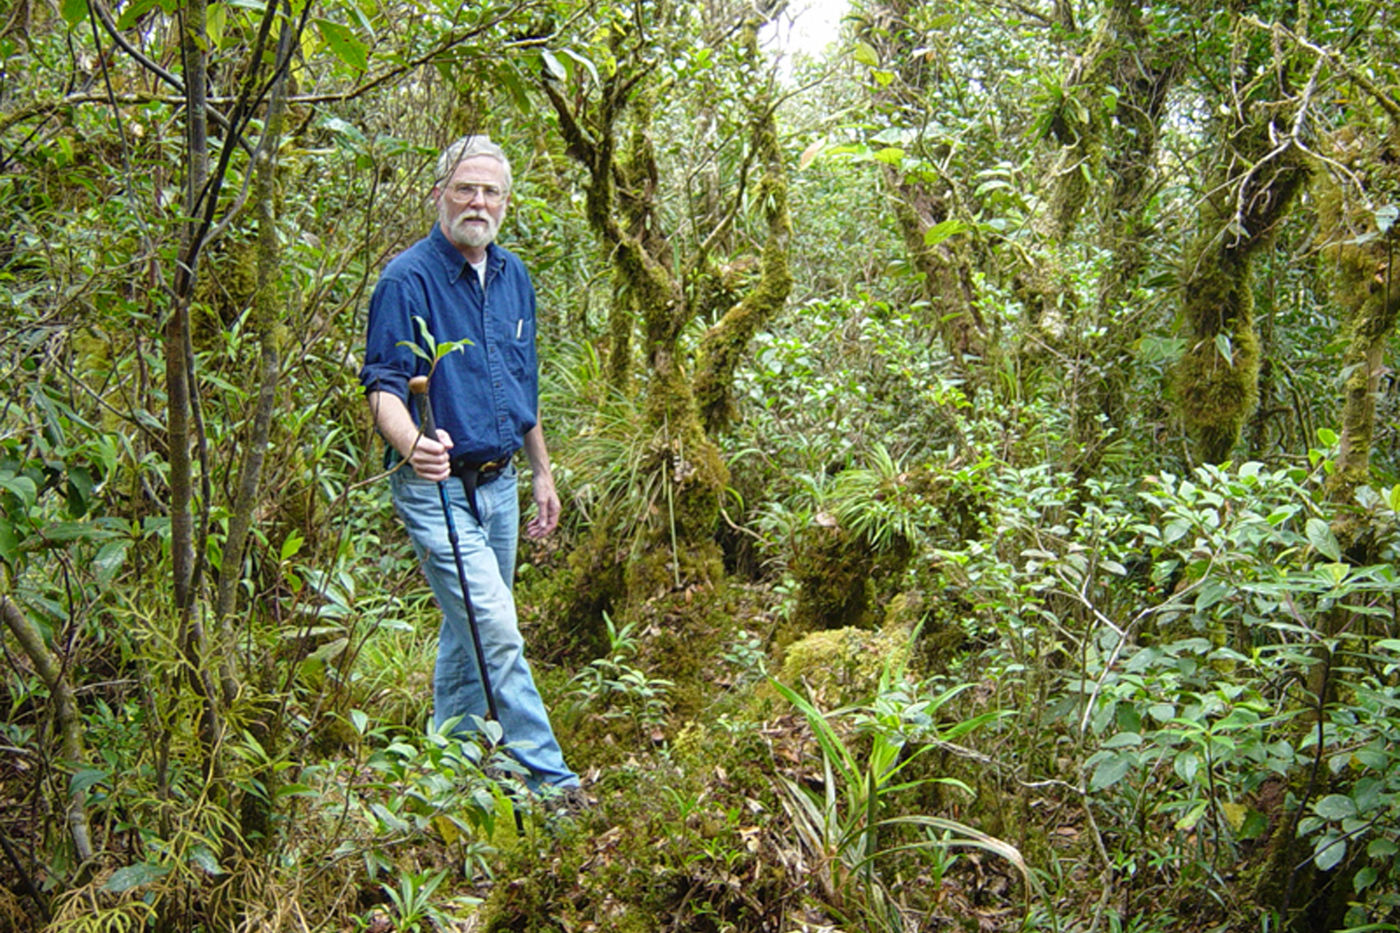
[360,135,580,797]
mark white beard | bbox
[446,209,501,250]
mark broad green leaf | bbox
[1194,579,1229,612]
[1213,332,1233,365]
[0,521,17,563]
[61,0,88,26]
[557,46,600,86]
[70,768,109,795]
[104,861,171,893]
[874,147,904,164]
[924,219,970,247]
[1312,794,1356,821]
[1313,834,1346,871]
[315,19,367,72]
[1101,731,1141,749]
[1089,753,1133,790]
[93,539,129,588]
[0,472,37,508]
[1375,203,1398,233]
[281,530,304,561]
[1368,838,1398,858]
[852,41,879,66]
[116,0,161,29]
[541,49,567,81]
[187,845,222,875]
[1175,800,1209,831]
[1305,518,1341,561]
[1173,751,1199,784]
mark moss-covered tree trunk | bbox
[861,0,992,392]
[1320,127,1400,513]
[541,56,717,593]
[1175,116,1308,463]
[693,17,793,436]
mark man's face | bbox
[435,155,509,254]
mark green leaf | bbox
[924,219,970,247]
[1090,753,1134,790]
[94,539,128,588]
[315,19,367,72]
[1368,838,1398,858]
[0,472,38,508]
[280,530,304,561]
[541,49,567,81]
[853,41,879,66]
[61,0,88,26]
[1101,731,1142,749]
[1175,799,1209,831]
[1313,833,1346,871]
[1173,751,1199,784]
[1375,203,1398,234]
[70,768,108,794]
[558,47,600,86]
[104,861,171,893]
[1312,794,1356,821]
[874,146,904,165]
[1213,332,1234,366]
[187,845,222,875]
[0,521,17,563]
[1305,518,1342,562]
[116,0,160,29]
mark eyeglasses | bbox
[444,183,507,205]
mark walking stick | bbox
[408,375,501,724]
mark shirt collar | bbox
[428,224,504,283]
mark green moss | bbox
[776,622,913,708]
[1173,115,1308,463]
[791,523,874,630]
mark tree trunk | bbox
[694,16,793,436]
[0,589,94,868]
[1175,115,1308,463]
[1320,127,1400,513]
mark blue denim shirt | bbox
[360,225,539,463]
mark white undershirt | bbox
[469,258,487,288]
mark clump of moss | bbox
[775,621,913,709]
[790,523,875,631]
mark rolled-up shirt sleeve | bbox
[359,275,422,404]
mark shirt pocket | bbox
[502,313,533,378]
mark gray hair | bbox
[434,135,513,192]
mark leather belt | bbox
[449,454,513,523]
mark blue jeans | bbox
[390,465,578,790]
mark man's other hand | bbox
[526,473,561,539]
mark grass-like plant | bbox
[771,671,1040,930]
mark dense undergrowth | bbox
[5,283,1399,932]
